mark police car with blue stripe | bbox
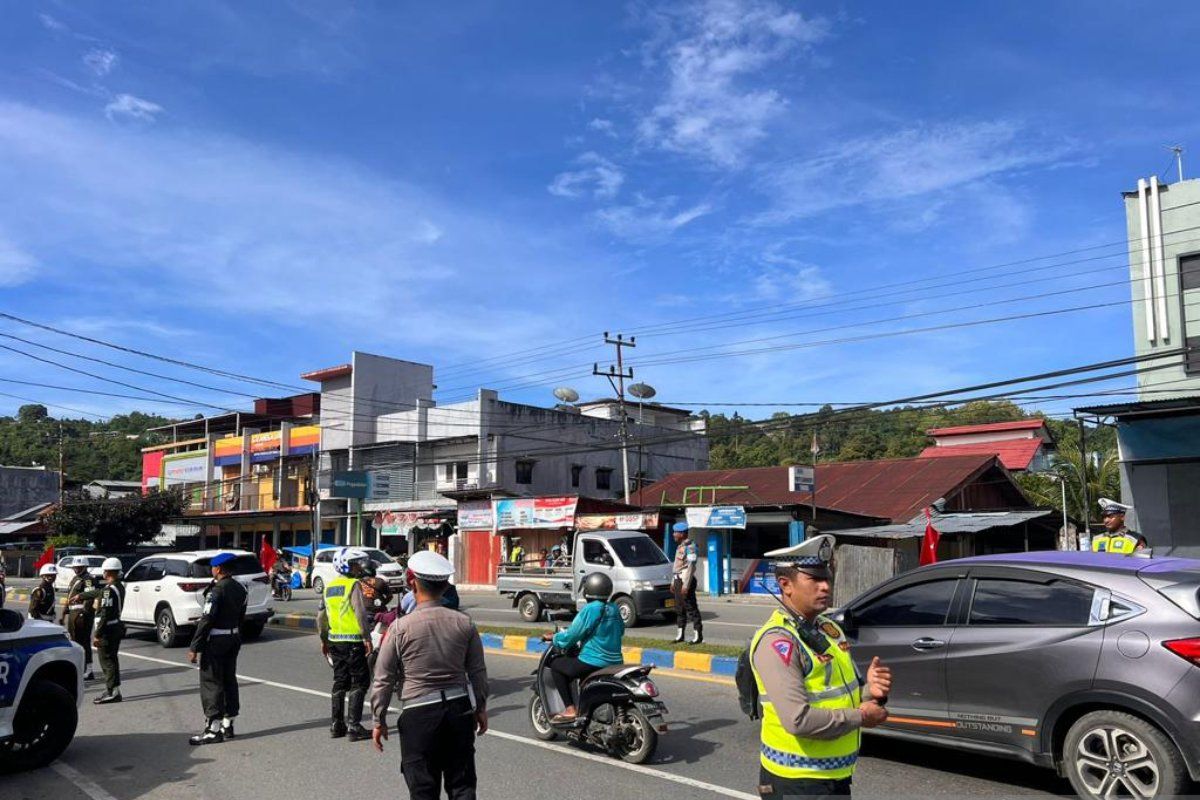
[0,605,84,772]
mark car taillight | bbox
[178,582,209,592]
[1163,638,1200,665]
[252,575,270,584]
[637,680,659,698]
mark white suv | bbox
[310,547,406,595]
[0,607,83,771]
[122,550,274,648]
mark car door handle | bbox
[132,586,140,592]
[154,587,162,592]
[911,637,946,651]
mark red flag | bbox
[919,508,940,566]
[259,537,278,573]
[33,545,55,571]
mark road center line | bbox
[121,651,752,799]
[52,760,122,800]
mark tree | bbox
[44,490,187,552]
[1014,449,1122,526]
[18,404,49,423]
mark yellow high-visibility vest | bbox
[324,576,363,642]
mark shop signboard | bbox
[685,505,747,529]
[163,451,209,487]
[141,450,165,493]
[493,496,578,530]
[788,465,815,493]
[330,471,370,499]
[374,510,447,537]
[576,512,660,532]
[457,500,494,530]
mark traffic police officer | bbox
[671,521,702,644]
[82,557,126,704]
[750,536,891,797]
[318,547,374,741]
[187,552,248,745]
[371,551,489,800]
[1091,499,1146,555]
[59,557,97,681]
[28,563,58,621]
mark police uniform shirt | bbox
[752,618,862,739]
[190,576,248,651]
[91,581,126,635]
[29,581,56,618]
[673,539,698,583]
[370,601,489,726]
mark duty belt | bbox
[69,604,86,612]
[402,687,469,712]
[209,628,238,636]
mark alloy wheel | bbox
[1075,724,1160,798]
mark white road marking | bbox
[121,651,753,799]
[51,760,121,800]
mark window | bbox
[1182,253,1200,291]
[608,536,668,567]
[444,461,468,482]
[853,580,957,627]
[164,560,190,577]
[515,460,535,485]
[570,464,583,489]
[968,579,1094,626]
[188,555,264,577]
[124,563,152,583]
[582,539,613,566]
[316,550,333,563]
[595,467,613,491]
[142,560,166,581]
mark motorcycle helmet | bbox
[581,572,613,601]
[39,563,58,578]
[333,547,369,576]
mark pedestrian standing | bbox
[749,535,891,798]
[59,557,97,681]
[318,547,374,741]
[81,558,126,704]
[28,564,58,621]
[671,521,703,644]
[187,552,248,745]
[371,551,489,800]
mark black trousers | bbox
[68,612,94,668]
[549,656,600,708]
[673,576,702,631]
[758,768,852,797]
[199,635,241,720]
[399,696,477,800]
[96,624,124,693]
[330,642,370,694]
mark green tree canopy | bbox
[44,490,188,552]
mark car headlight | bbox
[631,581,656,591]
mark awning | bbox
[834,509,1054,540]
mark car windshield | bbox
[608,536,668,567]
[188,555,263,577]
[364,549,394,564]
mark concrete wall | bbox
[0,466,58,519]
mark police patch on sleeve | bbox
[202,600,213,615]
[771,638,794,667]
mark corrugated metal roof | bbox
[926,419,1047,436]
[630,454,1002,523]
[835,509,1053,540]
[1076,395,1200,417]
[919,439,1043,470]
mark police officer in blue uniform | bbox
[188,552,248,745]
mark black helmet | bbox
[582,572,613,601]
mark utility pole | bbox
[1168,145,1185,183]
[593,332,636,503]
[58,421,64,505]
[1077,418,1090,535]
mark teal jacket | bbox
[553,600,625,668]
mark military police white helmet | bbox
[38,563,58,577]
[333,547,370,576]
[101,557,123,573]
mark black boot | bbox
[220,717,236,740]
[330,691,347,738]
[346,689,370,741]
[189,720,224,746]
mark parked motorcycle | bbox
[527,639,667,764]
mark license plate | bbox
[663,599,675,608]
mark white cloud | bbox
[0,235,37,287]
[756,121,1069,223]
[39,14,67,32]
[83,48,119,77]
[749,244,831,302]
[104,94,164,122]
[594,194,712,240]
[548,152,625,199]
[637,0,830,168]
[587,118,617,138]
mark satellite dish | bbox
[553,386,579,404]
[628,382,657,400]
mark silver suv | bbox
[834,551,1200,799]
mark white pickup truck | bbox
[0,608,84,772]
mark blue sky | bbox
[1,1,1199,422]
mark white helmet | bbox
[333,547,369,576]
[101,557,123,573]
[67,556,89,569]
[39,563,58,577]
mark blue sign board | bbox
[330,470,370,499]
[685,505,747,529]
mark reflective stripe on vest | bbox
[324,576,363,642]
[750,609,862,781]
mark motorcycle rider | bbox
[539,572,625,723]
[399,566,460,614]
[270,558,293,597]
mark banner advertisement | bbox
[493,496,578,530]
[685,505,747,529]
[141,451,165,493]
[373,510,449,537]
[788,465,815,493]
[575,512,660,532]
[163,451,209,486]
[330,471,370,499]
[457,500,494,530]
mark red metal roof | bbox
[926,419,1047,437]
[300,364,352,382]
[919,439,1043,471]
[630,454,1001,523]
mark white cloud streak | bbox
[548,152,625,199]
[104,94,164,122]
[83,48,119,77]
[0,234,37,287]
[594,194,712,240]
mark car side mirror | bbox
[0,608,23,633]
